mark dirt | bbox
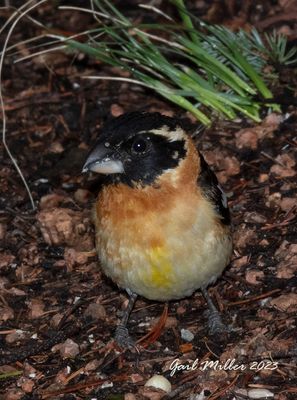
[0,1,296,399]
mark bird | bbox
[83,111,232,347]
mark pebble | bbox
[247,388,274,399]
[181,328,195,342]
[145,374,172,393]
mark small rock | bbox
[50,313,63,328]
[23,363,38,379]
[130,373,144,383]
[84,302,106,320]
[257,309,273,321]
[279,197,296,212]
[278,25,293,36]
[235,128,258,149]
[39,193,70,209]
[258,174,269,183]
[110,103,124,117]
[6,287,26,296]
[74,188,91,204]
[244,212,267,224]
[20,378,35,393]
[263,112,283,127]
[0,306,14,321]
[233,224,257,250]
[245,270,264,285]
[259,365,274,379]
[267,192,281,207]
[223,156,241,175]
[177,305,187,315]
[28,299,45,319]
[247,388,274,399]
[64,248,89,269]
[0,253,16,268]
[49,141,64,154]
[145,374,172,393]
[275,240,290,256]
[59,338,80,359]
[5,330,27,344]
[232,255,249,268]
[181,328,194,342]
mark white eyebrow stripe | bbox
[146,126,185,141]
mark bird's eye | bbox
[131,137,149,155]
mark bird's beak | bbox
[82,142,124,175]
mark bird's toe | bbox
[205,309,230,336]
[114,324,135,349]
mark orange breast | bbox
[95,137,200,250]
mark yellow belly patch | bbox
[144,246,173,288]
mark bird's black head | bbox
[83,112,188,187]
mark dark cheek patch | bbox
[119,137,187,187]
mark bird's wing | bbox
[197,152,231,225]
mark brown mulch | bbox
[0,1,296,399]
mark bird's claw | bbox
[206,309,230,336]
[114,324,135,350]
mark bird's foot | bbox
[206,309,229,336]
[114,324,135,350]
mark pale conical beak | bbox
[82,143,124,175]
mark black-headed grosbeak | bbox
[83,112,232,347]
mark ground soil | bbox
[0,1,296,399]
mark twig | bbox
[0,0,48,210]
[225,288,281,307]
[260,151,287,167]
[209,374,239,400]
[40,374,129,399]
[139,4,174,22]
[165,381,196,399]
[137,303,168,347]
[13,28,97,64]
[261,205,296,231]
[14,44,66,63]
[59,5,126,26]
[0,321,81,366]
[1,2,46,36]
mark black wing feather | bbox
[197,152,231,225]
